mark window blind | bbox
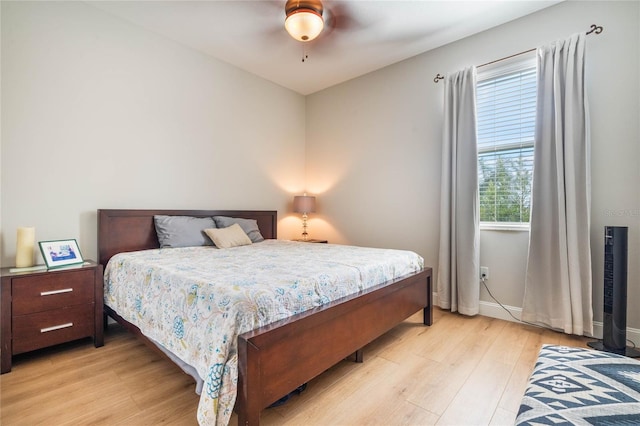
[477,63,537,223]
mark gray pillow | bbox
[154,215,216,248]
[213,216,264,243]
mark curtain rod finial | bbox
[587,24,603,35]
[434,73,444,83]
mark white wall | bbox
[306,1,640,336]
[2,1,638,340]
[1,1,307,266]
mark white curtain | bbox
[437,67,480,316]
[522,32,593,336]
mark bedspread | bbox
[104,240,424,425]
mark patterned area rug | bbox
[516,344,640,425]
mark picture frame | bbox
[39,239,84,269]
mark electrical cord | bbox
[481,277,639,349]
[480,276,542,329]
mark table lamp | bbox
[293,194,316,241]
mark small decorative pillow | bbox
[213,216,265,243]
[204,224,252,249]
[154,215,216,248]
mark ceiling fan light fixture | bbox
[285,8,324,42]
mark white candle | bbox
[16,227,35,268]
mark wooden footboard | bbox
[237,268,432,425]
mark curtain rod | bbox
[433,24,603,83]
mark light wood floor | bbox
[0,308,591,425]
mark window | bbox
[477,55,536,226]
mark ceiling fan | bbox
[284,0,324,42]
[283,0,361,44]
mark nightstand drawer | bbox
[12,269,94,315]
[12,304,95,354]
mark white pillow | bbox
[204,224,252,249]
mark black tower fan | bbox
[588,226,640,357]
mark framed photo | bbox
[39,239,84,269]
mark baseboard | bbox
[478,300,640,347]
[478,300,523,324]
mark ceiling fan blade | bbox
[324,2,364,32]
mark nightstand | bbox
[1,260,104,373]
[293,239,328,243]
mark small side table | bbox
[1,260,104,373]
[292,239,328,243]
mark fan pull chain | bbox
[302,45,309,63]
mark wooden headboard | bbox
[97,209,277,267]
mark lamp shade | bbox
[293,195,316,214]
[285,8,324,42]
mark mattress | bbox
[516,344,640,425]
[104,240,424,425]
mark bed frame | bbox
[98,209,432,425]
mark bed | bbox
[516,344,640,425]
[98,209,432,425]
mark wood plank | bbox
[1,309,592,425]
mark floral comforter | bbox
[103,240,424,425]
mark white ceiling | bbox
[89,0,561,95]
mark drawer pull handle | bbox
[40,288,73,296]
[40,323,73,333]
